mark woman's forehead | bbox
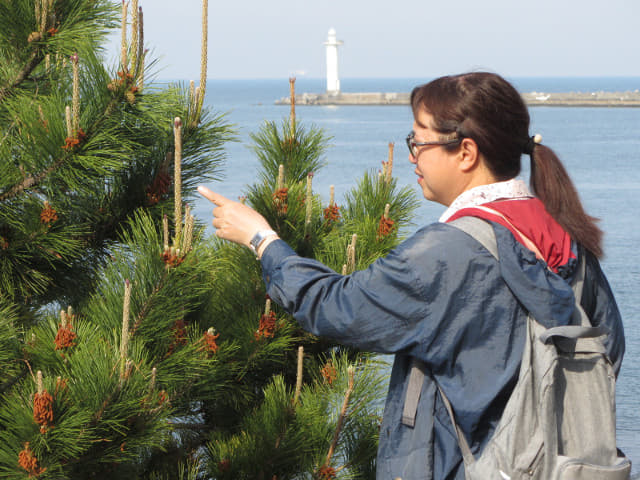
[413,108,434,130]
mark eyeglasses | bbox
[405,132,462,157]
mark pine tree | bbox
[197,78,419,479]
[1,0,230,477]
[1,2,420,478]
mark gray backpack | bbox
[403,216,632,480]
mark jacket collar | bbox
[439,178,532,223]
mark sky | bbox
[106,0,640,80]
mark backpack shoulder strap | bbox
[540,250,608,347]
[448,215,499,260]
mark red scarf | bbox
[447,198,574,272]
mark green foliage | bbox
[250,119,328,187]
[0,1,232,312]
[319,170,420,271]
[0,210,228,479]
[207,355,386,480]
[199,113,418,478]
[0,0,117,97]
[0,303,23,390]
[0,1,420,478]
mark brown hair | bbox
[411,72,603,258]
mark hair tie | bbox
[523,134,542,155]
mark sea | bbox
[191,77,640,466]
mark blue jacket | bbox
[260,221,625,480]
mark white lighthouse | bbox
[323,28,343,95]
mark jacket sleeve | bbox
[259,235,435,354]
[259,223,512,357]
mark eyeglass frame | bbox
[405,131,462,157]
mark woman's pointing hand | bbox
[197,185,275,250]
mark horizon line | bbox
[152,75,640,82]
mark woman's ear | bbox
[458,137,481,173]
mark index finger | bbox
[197,186,229,206]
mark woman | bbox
[198,72,625,480]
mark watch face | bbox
[250,233,262,248]
[250,230,276,252]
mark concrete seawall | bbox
[276,91,640,107]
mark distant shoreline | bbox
[276,91,640,107]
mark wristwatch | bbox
[249,229,277,256]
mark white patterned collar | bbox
[439,178,533,222]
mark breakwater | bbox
[276,90,640,107]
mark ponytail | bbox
[530,144,603,258]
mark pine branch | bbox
[0,82,41,149]
[324,365,354,467]
[0,363,28,395]
[0,92,122,203]
[293,346,303,405]
[0,157,64,202]
[168,422,209,430]
[131,274,167,336]
[0,50,44,102]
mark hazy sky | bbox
[107,0,640,80]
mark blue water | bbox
[194,77,640,465]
